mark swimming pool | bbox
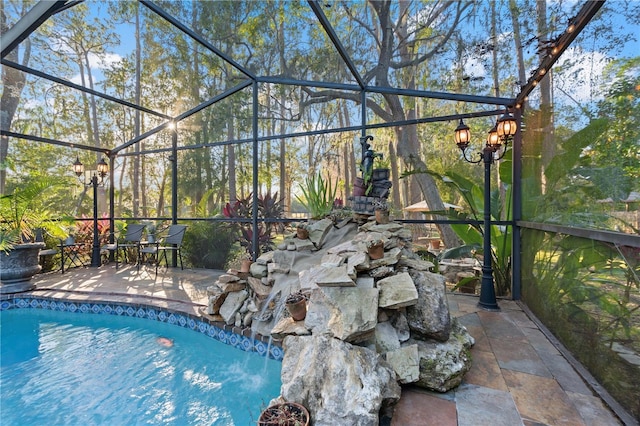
[0,300,282,425]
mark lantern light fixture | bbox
[454,118,471,150]
[71,156,110,267]
[452,110,519,311]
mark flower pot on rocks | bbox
[286,299,307,321]
[240,259,252,273]
[375,209,389,224]
[285,292,307,321]
[368,242,384,260]
[258,402,310,426]
[296,228,309,240]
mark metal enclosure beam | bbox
[1,59,171,120]
[141,0,255,79]
[308,0,366,89]
[1,0,68,58]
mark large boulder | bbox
[305,287,379,342]
[280,335,401,426]
[406,270,451,341]
[408,319,475,392]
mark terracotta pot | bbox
[258,402,310,426]
[286,299,307,321]
[296,228,309,239]
[429,239,441,250]
[375,209,389,224]
[368,243,384,260]
[240,258,252,273]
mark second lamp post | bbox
[73,156,109,267]
[454,111,517,311]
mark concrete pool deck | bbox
[25,265,626,425]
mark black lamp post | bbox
[454,111,517,311]
[73,156,109,267]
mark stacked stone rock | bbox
[206,217,475,426]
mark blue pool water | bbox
[0,308,282,425]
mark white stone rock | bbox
[270,317,312,340]
[217,274,240,283]
[321,253,344,267]
[280,335,401,426]
[356,276,375,289]
[219,290,249,325]
[268,262,290,274]
[406,270,451,341]
[256,251,274,265]
[305,287,379,342]
[377,272,419,309]
[249,262,268,278]
[374,321,401,353]
[385,344,420,384]
[315,265,355,287]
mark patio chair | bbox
[103,224,146,269]
[60,236,86,273]
[139,224,187,275]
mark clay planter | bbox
[353,177,366,197]
[367,242,384,260]
[375,209,389,224]
[429,239,441,250]
[296,228,309,240]
[258,402,309,426]
[286,298,307,321]
[240,258,252,273]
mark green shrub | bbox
[296,173,337,219]
[182,221,236,269]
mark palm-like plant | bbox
[403,160,513,296]
[296,173,337,220]
[0,177,68,252]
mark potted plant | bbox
[372,199,390,224]
[296,223,310,240]
[239,252,253,274]
[1,178,68,293]
[258,401,309,426]
[367,238,385,260]
[285,291,307,321]
[372,155,391,181]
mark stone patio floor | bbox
[26,265,627,426]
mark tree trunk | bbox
[388,140,401,208]
[536,0,554,194]
[0,7,31,195]
[133,5,142,217]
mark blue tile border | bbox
[0,295,283,362]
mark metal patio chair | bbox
[139,224,187,275]
[60,236,86,273]
[103,224,146,269]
